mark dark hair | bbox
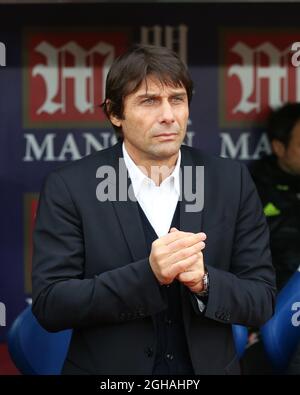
[101,44,194,138]
[267,102,300,147]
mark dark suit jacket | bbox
[32,142,276,375]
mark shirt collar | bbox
[122,142,181,197]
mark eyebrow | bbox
[135,90,187,100]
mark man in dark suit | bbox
[32,44,276,375]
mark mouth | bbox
[154,133,178,140]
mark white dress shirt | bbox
[122,143,181,237]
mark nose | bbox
[158,100,175,124]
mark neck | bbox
[124,143,179,186]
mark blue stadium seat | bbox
[7,306,72,375]
[7,306,248,374]
[261,268,300,373]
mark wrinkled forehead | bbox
[127,75,186,97]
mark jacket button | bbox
[166,353,174,360]
[215,311,228,321]
[144,347,154,357]
[215,311,222,319]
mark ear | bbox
[105,99,122,127]
[109,114,122,127]
[271,139,286,158]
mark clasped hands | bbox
[149,227,207,293]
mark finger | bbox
[168,242,205,264]
[169,227,179,233]
[167,233,206,252]
[169,253,201,278]
[156,230,194,247]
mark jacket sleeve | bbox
[32,171,167,332]
[203,163,277,327]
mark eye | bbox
[171,96,184,103]
[142,97,156,105]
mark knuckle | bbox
[151,250,158,261]
[175,239,183,249]
[161,268,169,281]
[192,245,199,254]
[152,246,164,261]
[164,245,171,255]
[179,249,189,260]
[179,262,186,272]
[179,238,188,249]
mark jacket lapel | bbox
[179,146,204,234]
[110,142,148,262]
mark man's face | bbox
[277,121,300,175]
[110,77,189,164]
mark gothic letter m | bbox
[0,42,6,66]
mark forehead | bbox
[130,77,186,97]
